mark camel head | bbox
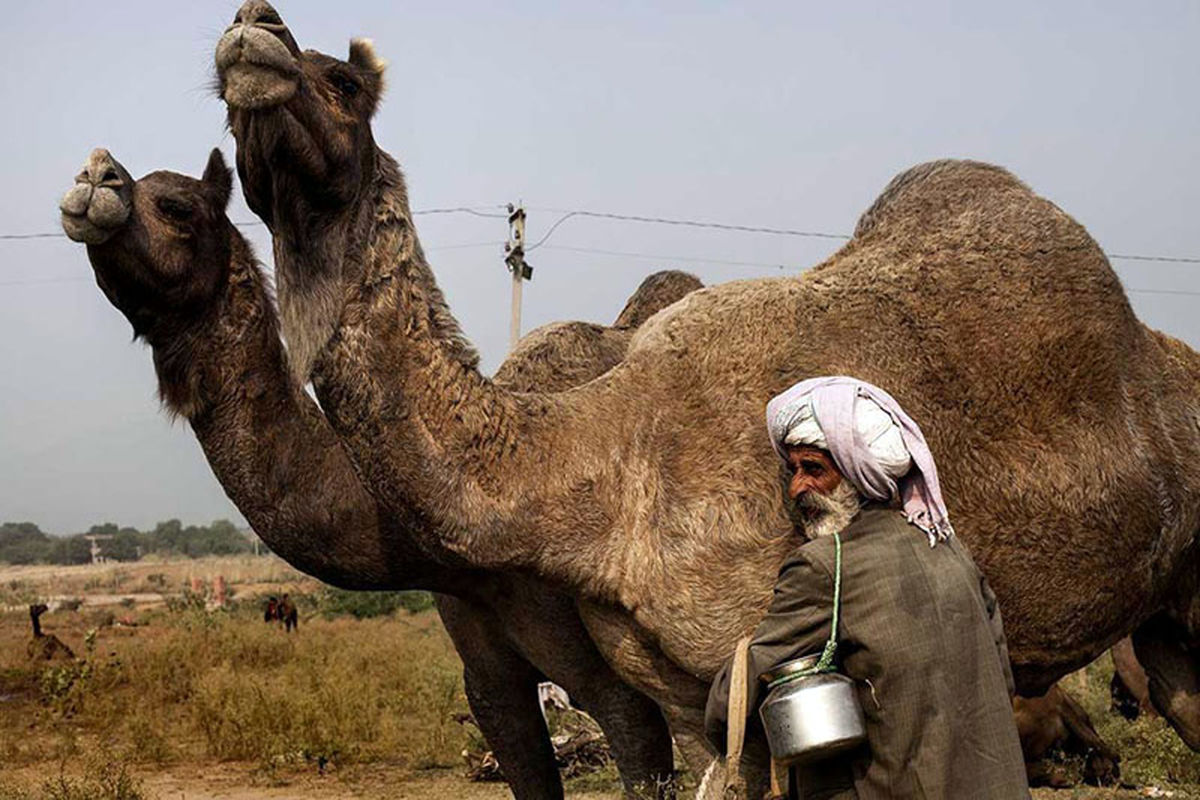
[216,1,390,382]
[59,148,236,340]
[216,0,386,228]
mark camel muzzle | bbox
[217,1,301,110]
[59,148,133,245]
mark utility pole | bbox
[505,204,533,351]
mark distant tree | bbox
[47,535,92,565]
[107,527,144,562]
[0,522,52,564]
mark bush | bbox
[317,588,434,619]
[29,759,144,800]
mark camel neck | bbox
[148,232,448,590]
[307,155,559,570]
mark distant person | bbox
[278,594,298,633]
[706,376,1029,799]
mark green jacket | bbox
[706,505,1029,799]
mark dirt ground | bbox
[7,762,1192,799]
[3,763,622,800]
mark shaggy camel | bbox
[216,4,1200,789]
[58,147,705,798]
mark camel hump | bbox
[494,321,628,392]
[852,159,1031,240]
[613,270,703,329]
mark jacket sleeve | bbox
[705,550,835,753]
[979,571,1016,697]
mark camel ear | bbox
[348,38,387,75]
[202,148,233,209]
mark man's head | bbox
[767,376,955,546]
[783,444,863,539]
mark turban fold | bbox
[766,376,954,546]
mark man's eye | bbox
[802,463,825,476]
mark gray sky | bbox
[1,1,1197,534]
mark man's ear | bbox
[202,147,233,209]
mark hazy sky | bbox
[1,1,1197,534]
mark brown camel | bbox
[215,4,1200,790]
[59,147,699,798]
[1014,685,1120,787]
[58,148,1145,791]
[27,604,74,662]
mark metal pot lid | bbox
[759,653,822,684]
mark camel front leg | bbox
[1132,611,1200,751]
[563,662,676,798]
[437,595,564,800]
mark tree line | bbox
[0,519,258,565]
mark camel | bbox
[214,3,1200,790]
[58,147,704,798]
[58,147,1152,794]
[27,604,74,662]
[1013,685,1120,787]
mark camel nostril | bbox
[102,169,119,183]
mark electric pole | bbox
[505,204,533,351]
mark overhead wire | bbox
[16,203,1199,265]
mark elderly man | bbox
[706,376,1029,799]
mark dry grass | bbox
[0,558,473,799]
[1,558,1198,798]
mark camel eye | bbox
[156,197,194,224]
[330,72,360,98]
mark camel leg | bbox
[1056,687,1121,785]
[437,595,564,800]
[1132,611,1200,751]
[564,665,676,798]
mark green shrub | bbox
[317,588,434,619]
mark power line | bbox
[1124,287,1200,298]
[1107,253,1200,265]
[527,207,851,250]
[0,240,505,288]
[540,244,791,271]
[7,204,1199,266]
[0,206,508,241]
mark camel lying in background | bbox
[58,147,705,798]
[215,4,1200,791]
[1014,685,1121,787]
[26,604,74,662]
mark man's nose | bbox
[788,473,807,500]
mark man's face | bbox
[784,445,843,502]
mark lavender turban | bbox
[766,376,954,546]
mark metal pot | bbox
[759,654,868,766]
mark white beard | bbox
[797,480,863,539]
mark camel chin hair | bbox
[275,252,346,385]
